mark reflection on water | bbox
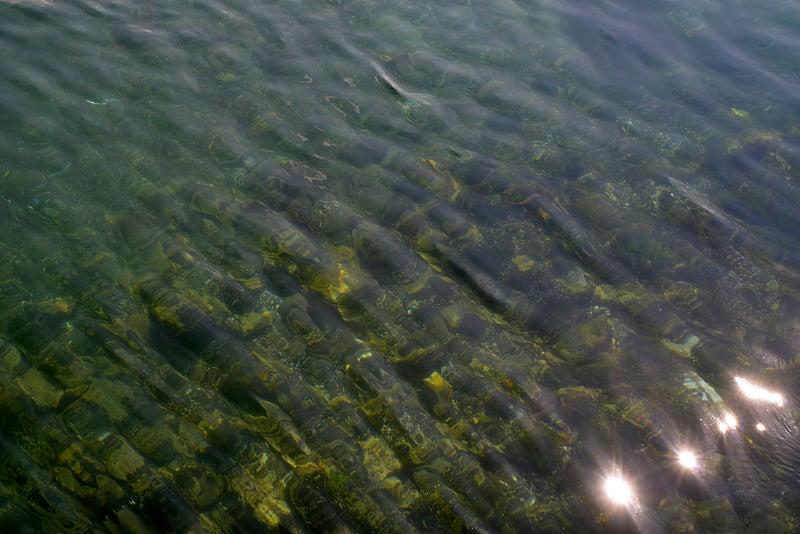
[735,376,784,406]
[1,0,799,531]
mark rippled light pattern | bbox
[734,376,784,406]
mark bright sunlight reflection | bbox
[677,450,698,470]
[718,412,737,434]
[734,376,784,406]
[604,476,634,505]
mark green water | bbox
[1,0,799,531]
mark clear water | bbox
[1,0,799,531]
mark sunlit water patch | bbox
[1,0,799,531]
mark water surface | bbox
[1,0,799,531]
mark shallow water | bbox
[1,0,799,531]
